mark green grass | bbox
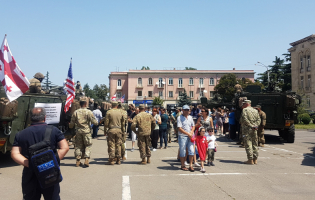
[295,123,315,129]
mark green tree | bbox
[141,66,150,70]
[42,71,55,90]
[153,96,164,106]
[93,84,109,100]
[178,89,191,107]
[185,67,197,70]
[83,83,96,98]
[214,74,238,102]
[281,53,292,91]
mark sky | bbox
[2,0,315,88]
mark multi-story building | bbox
[289,34,315,109]
[109,69,255,107]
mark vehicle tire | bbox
[285,125,295,143]
[278,129,285,138]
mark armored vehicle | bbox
[201,85,301,143]
[0,83,74,154]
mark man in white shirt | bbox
[92,106,103,139]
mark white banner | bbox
[34,103,62,124]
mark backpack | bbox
[28,126,63,189]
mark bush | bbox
[311,116,315,124]
[300,113,311,124]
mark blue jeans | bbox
[159,128,168,147]
[92,125,99,138]
[178,135,194,157]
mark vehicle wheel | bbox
[278,129,285,138]
[285,125,295,143]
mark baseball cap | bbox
[183,105,190,110]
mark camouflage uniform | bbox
[257,110,266,145]
[131,109,155,161]
[119,107,128,159]
[167,114,175,143]
[69,107,98,160]
[240,105,261,160]
[104,107,125,160]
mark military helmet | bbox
[34,72,45,79]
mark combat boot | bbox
[107,158,115,165]
[122,156,126,161]
[259,143,265,147]
[253,158,258,164]
[147,157,151,164]
[244,159,254,165]
[84,158,89,167]
[116,158,121,165]
[76,159,82,167]
[140,158,147,165]
[239,145,245,148]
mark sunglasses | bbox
[201,111,205,112]
[183,109,189,111]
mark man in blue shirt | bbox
[11,107,69,200]
[229,108,236,140]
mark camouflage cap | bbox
[243,100,251,104]
[111,101,118,106]
[34,72,44,79]
[118,101,122,105]
[139,104,145,109]
[79,96,88,102]
[255,105,261,109]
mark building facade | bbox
[289,34,315,109]
[109,69,255,107]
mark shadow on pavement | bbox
[0,153,19,168]
[217,159,244,164]
[301,144,315,167]
[159,159,181,170]
[264,134,284,145]
[157,166,180,171]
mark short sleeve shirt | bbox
[13,123,65,159]
[177,115,195,137]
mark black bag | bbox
[28,126,63,189]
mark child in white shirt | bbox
[206,127,218,166]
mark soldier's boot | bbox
[76,159,82,167]
[147,157,151,164]
[84,158,89,167]
[253,158,258,164]
[108,158,115,165]
[116,158,121,165]
[244,159,254,165]
[259,143,265,147]
[239,145,245,148]
[122,156,126,161]
[140,158,147,165]
[236,141,241,145]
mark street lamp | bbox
[256,62,270,84]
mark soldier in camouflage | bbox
[118,102,128,161]
[25,72,46,94]
[69,96,98,167]
[167,112,175,143]
[104,101,125,165]
[131,104,156,164]
[240,100,261,165]
[255,105,266,147]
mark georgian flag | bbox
[111,93,116,101]
[0,35,29,101]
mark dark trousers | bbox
[92,125,99,138]
[151,129,159,149]
[22,167,60,200]
[128,122,132,138]
[229,124,237,140]
[223,123,229,134]
[159,128,168,147]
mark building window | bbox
[159,78,163,87]
[307,75,311,88]
[158,91,163,97]
[138,78,142,86]
[169,91,173,97]
[189,91,194,98]
[209,78,214,85]
[210,91,214,98]
[307,56,311,71]
[169,78,173,85]
[138,91,142,97]
[117,79,121,87]
[300,58,304,73]
[200,90,204,97]
[148,78,152,85]
[307,95,311,108]
[189,78,194,85]
[148,91,153,97]
[178,78,183,88]
[199,78,204,86]
[179,91,183,96]
[300,76,304,89]
[117,92,122,99]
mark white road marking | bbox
[122,176,131,200]
[126,173,315,177]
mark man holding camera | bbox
[240,100,261,165]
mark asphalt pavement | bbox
[1,129,315,200]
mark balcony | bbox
[157,84,165,89]
[177,84,184,89]
[158,96,164,99]
[300,68,304,73]
[307,66,311,72]
[198,84,205,88]
[136,96,143,100]
[117,86,122,90]
[136,84,143,89]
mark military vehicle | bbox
[201,85,301,143]
[0,83,75,154]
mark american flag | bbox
[64,58,75,112]
[120,94,125,102]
